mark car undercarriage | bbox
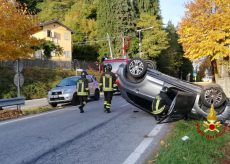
[117,58,230,123]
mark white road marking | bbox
[122,124,165,164]
[0,100,129,126]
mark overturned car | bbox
[117,58,230,122]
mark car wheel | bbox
[71,93,78,106]
[94,89,100,100]
[49,103,57,107]
[200,87,226,108]
[127,58,147,78]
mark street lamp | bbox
[136,26,153,58]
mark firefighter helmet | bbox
[106,64,112,72]
[81,71,87,78]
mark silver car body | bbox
[48,75,99,104]
[117,63,230,121]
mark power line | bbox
[73,39,109,45]
[73,36,117,45]
[73,34,137,46]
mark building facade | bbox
[32,19,74,61]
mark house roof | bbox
[39,19,74,34]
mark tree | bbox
[72,44,99,61]
[0,0,40,61]
[180,58,193,81]
[64,0,97,42]
[37,0,75,21]
[157,21,183,77]
[178,0,230,61]
[137,0,161,19]
[33,41,63,59]
[16,0,43,14]
[63,0,98,61]
[97,0,136,58]
[137,13,168,59]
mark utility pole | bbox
[121,33,126,58]
[137,30,142,58]
[16,59,21,97]
[136,26,154,58]
[107,33,113,59]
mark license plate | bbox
[52,95,59,98]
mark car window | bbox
[86,76,93,83]
[92,75,97,81]
[56,76,80,87]
[104,61,126,72]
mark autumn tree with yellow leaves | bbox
[178,0,230,61]
[0,0,40,60]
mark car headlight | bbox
[48,91,52,95]
[63,89,72,94]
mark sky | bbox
[159,0,191,26]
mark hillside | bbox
[34,0,166,60]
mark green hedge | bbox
[0,67,75,100]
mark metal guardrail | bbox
[0,97,25,107]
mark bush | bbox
[87,68,101,81]
[0,66,75,100]
[22,82,48,99]
[0,66,101,100]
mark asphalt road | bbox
[0,95,168,164]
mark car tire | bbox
[200,87,226,108]
[127,58,147,78]
[71,93,78,106]
[49,103,57,107]
[94,89,100,100]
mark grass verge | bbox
[147,120,230,164]
[22,106,58,115]
[0,106,61,121]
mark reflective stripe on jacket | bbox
[103,75,113,91]
[77,80,88,96]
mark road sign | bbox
[14,60,23,73]
[14,73,24,87]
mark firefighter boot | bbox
[79,106,84,113]
[104,101,107,112]
[107,109,111,113]
[106,104,111,113]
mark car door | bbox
[92,75,99,90]
[86,75,94,96]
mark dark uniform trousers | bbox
[104,91,113,111]
[100,72,116,112]
[79,96,87,110]
[77,78,89,112]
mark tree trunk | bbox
[211,59,217,82]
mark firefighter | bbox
[77,71,89,113]
[99,64,116,113]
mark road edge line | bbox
[0,107,73,126]
[122,124,165,164]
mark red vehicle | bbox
[103,58,129,73]
[102,58,129,92]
